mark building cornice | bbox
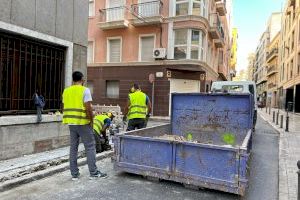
[88,60,219,79]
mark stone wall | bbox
[0,0,88,47]
[0,115,69,160]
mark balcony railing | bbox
[267,65,278,75]
[268,82,277,89]
[216,0,227,16]
[99,6,125,22]
[131,0,162,18]
[266,48,278,61]
[209,13,224,40]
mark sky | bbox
[233,0,285,72]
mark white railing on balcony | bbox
[100,6,125,22]
[132,1,162,18]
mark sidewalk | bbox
[0,119,167,191]
[258,108,300,200]
[0,143,113,191]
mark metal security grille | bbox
[0,32,66,115]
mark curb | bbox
[0,150,113,192]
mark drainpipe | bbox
[293,84,296,113]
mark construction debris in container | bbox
[153,134,187,142]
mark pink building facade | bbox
[87,0,231,116]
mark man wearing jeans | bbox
[62,71,107,180]
[124,83,151,131]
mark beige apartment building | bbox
[87,0,232,116]
[278,0,300,112]
[247,53,255,81]
[254,12,281,107]
[266,33,280,108]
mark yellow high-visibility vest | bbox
[62,85,90,125]
[128,91,147,120]
[93,114,109,135]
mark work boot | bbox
[101,136,112,151]
[102,143,112,151]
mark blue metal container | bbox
[113,93,253,195]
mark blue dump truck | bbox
[113,93,253,196]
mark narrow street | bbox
[1,116,279,200]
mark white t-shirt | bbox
[83,88,92,103]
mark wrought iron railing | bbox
[99,6,125,22]
[0,32,65,115]
[210,13,224,39]
[267,65,277,74]
[268,82,277,89]
[131,0,162,18]
[266,48,278,61]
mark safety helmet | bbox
[106,112,115,119]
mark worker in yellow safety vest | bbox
[93,112,115,153]
[62,71,107,180]
[124,83,152,131]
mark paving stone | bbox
[259,109,300,199]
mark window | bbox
[218,50,224,65]
[106,81,119,99]
[140,35,155,61]
[89,0,95,17]
[222,85,244,93]
[0,31,65,113]
[175,0,207,17]
[87,41,94,63]
[106,0,124,21]
[176,0,189,16]
[108,38,121,62]
[290,60,293,79]
[292,31,295,51]
[174,29,188,59]
[174,29,205,60]
[249,85,254,95]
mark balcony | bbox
[266,48,278,62]
[130,0,163,26]
[257,77,267,85]
[98,7,129,30]
[268,82,277,89]
[289,0,296,7]
[214,38,225,48]
[209,13,224,40]
[218,65,227,80]
[216,0,227,16]
[267,65,278,76]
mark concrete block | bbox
[0,142,34,160]
[11,0,36,30]
[34,139,53,153]
[73,0,88,46]
[36,0,56,36]
[0,0,11,23]
[0,121,70,160]
[56,0,73,41]
[52,135,70,149]
[58,124,70,137]
[72,44,87,77]
[1,123,61,145]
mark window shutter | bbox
[109,39,121,62]
[87,41,93,63]
[141,36,155,61]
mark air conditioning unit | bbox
[153,48,166,59]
